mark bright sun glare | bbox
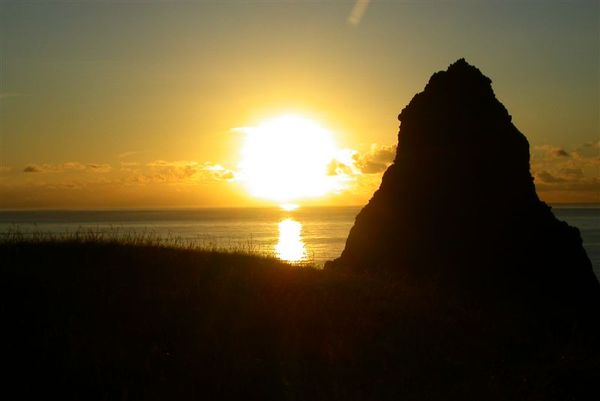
[237,115,340,203]
[275,218,307,262]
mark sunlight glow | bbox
[280,203,299,211]
[237,115,340,203]
[275,218,307,263]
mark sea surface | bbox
[1,206,598,278]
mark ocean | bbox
[1,206,598,278]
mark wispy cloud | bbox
[130,160,236,185]
[20,158,236,187]
[23,162,86,173]
[23,162,111,173]
[87,163,112,173]
[348,0,372,26]
[117,150,148,159]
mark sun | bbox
[237,114,341,203]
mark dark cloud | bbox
[574,140,600,158]
[582,140,600,148]
[532,145,575,161]
[559,167,583,178]
[531,141,600,199]
[534,166,600,197]
[554,149,569,157]
[23,165,42,173]
[536,177,600,194]
[22,162,86,173]
[536,171,566,184]
[87,163,112,173]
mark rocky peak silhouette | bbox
[328,59,599,310]
[326,61,600,395]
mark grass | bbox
[2,235,599,400]
[1,226,319,268]
[0,228,276,257]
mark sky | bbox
[0,0,598,208]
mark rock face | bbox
[329,59,599,306]
[328,60,600,395]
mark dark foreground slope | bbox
[2,241,599,400]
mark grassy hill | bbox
[2,239,598,400]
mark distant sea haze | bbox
[1,205,598,278]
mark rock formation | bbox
[328,58,599,307]
[327,59,600,397]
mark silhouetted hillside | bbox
[2,240,599,400]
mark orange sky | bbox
[0,1,598,208]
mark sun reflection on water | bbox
[275,218,307,263]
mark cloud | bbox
[554,149,570,157]
[356,160,387,174]
[352,144,396,174]
[23,165,42,173]
[23,162,106,173]
[559,167,584,179]
[117,150,148,159]
[535,175,600,194]
[134,160,236,185]
[581,140,600,149]
[322,144,396,183]
[145,160,200,182]
[327,159,354,176]
[532,143,598,172]
[23,163,82,173]
[531,142,600,200]
[348,0,371,26]
[573,140,600,158]
[536,171,566,184]
[17,159,237,186]
[203,163,236,181]
[313,144,398,198]
[533,145,569,158]
[87,163,112,173]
